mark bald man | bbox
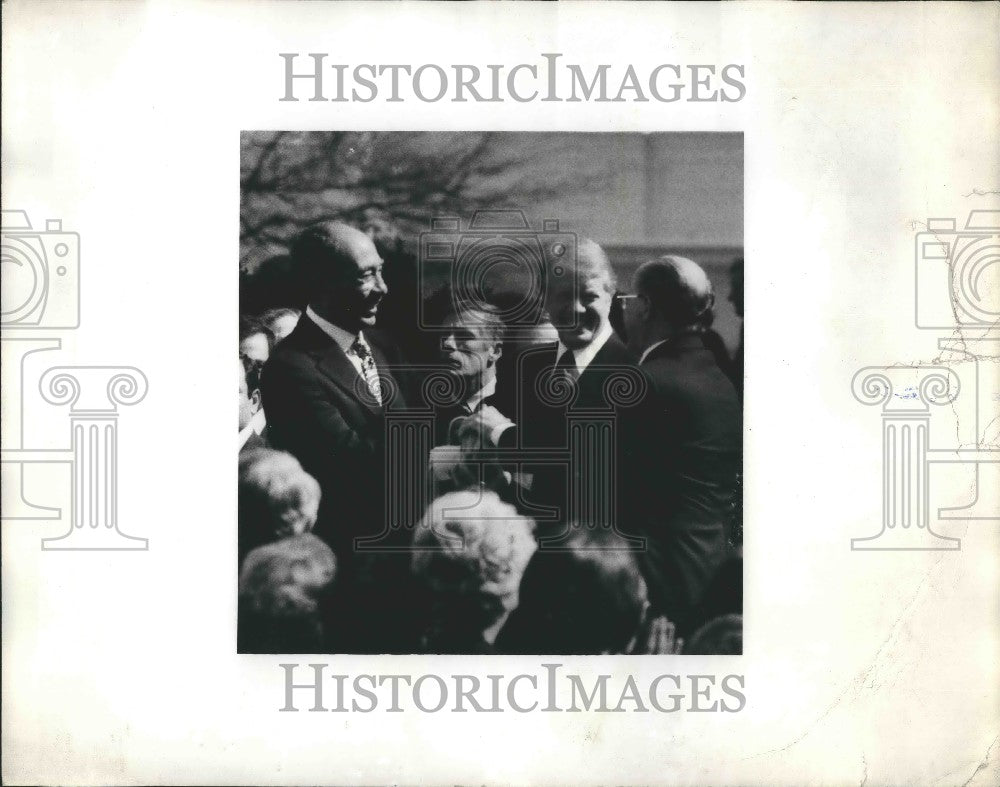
[621,255,741,633]
[261,222,408,561]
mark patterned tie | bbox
[350,333,383,405]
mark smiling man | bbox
[483,238,642,538]
[261,221,408,561]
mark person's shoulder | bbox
[263,329,321,383]
[364,326,404,358]
[266,339,312,371]
[240,430,268,454]
[597,332,635,365]
[645,350,739,407]
[503,340,558,377]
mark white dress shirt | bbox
[305,305,371,382]
[464,375,497,413]
[555,320,614,375]
[250,409,267,435]
[639,339,670,365]
[238,423,256,451]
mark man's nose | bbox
[373,270,388,295]
[441,334,457,352]
[572,299,587,315]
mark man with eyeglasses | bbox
[619,255,741,635]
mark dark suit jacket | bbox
[496,332,644,538]
[634,333,741,631]
[260,316,409,559]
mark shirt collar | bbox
[306,305,358,355]
[238,423,255,450]
[250,409,267,435]
[556,320,614,374]
[639,339,670,365]
[465,375,497,412]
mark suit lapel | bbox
[366,341,394,404]
[576,332,634,404]
[295,321,384,418]
[313,346,380,413]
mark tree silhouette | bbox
[240,131,595,274]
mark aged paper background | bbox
[2,1,998,785]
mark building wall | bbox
[515,132,744,350]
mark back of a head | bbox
[635,255,715,330]
[238,449,322,557]
[412,489,537,618]
[292,221,369,289]
[259,307,302,342]
[683,613,743,655]
[239,533,337,615]
[500,527,648,655]
[237,533,337,653]
[239,314,275,348]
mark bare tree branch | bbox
[239,131,598,272]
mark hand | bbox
[634,615,684,655]
[475,405,514,435]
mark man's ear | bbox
[250,388,262,414]
[639,294,654,322]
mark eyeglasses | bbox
[615,293,641,309]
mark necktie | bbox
[553,349,579,384]
[350,334,383,405]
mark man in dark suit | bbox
[621,255,741,634]
[728,256,744,400]
[482,239,645,541]
[261,222,416,651]
[261,222,408,557]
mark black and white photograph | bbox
[237,131,744,654]
[6,2,998,783]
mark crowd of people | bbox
[238,221,744,654]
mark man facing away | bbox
[621,255,741,634]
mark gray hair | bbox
[239,449,322,544]
[443,302,506,345]
[412,489,536,613]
